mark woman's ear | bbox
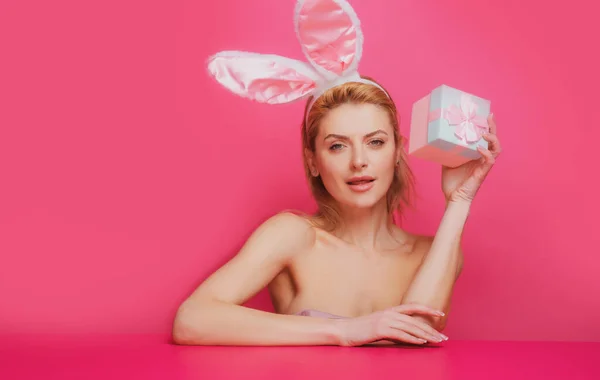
[397,133,406,149]
[396,134,408,161]
[304,148,319,177]
[394,145,405,167]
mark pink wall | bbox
[1,0,598,341]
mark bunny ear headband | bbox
[206,0,390,113]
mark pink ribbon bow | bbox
[443,94,489,144]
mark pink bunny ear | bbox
[294,0,363,80]
[207,51,323,104]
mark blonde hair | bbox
[296,76,415,231]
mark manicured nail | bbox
[437,311,445,316]
[441,334,449,340]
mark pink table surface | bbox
[1,334,599,380]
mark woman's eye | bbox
[370,139,384,146]
[329,143,344,151]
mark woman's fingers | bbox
[482,132,502,157]
[387,304,449,344]
[476,146,496,172]
[384,326,428,345]
[484,113,502,158]
[487,113,497,135]
[393,304,445,317]
[389,320,444,343]
[396,314,448,342]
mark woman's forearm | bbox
[401,200,471,329]
[172,299,340,346]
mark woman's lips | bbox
[347,179,375,192]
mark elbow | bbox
[428,317,447,332]
[172,302,204,345]
[421,316,446,333]
[414,313,447,332]
[424,310,448,332]
[434,317,447,332]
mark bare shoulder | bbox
[257,211,317,259]
[181,211,317,307]
[264,211,316,235]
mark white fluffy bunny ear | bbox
[294,0,363,81]
[207,51,324,104]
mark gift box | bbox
[408,84,491,168]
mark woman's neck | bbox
[332,201,406,252]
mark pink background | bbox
[1,0,598,342]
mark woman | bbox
[172,78,501,347]
[174,0,501,347]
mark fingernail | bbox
[441,334,449,340]
[437,311,445,316]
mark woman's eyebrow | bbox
[323,129,388,141]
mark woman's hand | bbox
[334,304,449,347]
[442,114,502,204]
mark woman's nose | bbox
[351,148,368,169]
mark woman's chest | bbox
[287,243,425,315]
